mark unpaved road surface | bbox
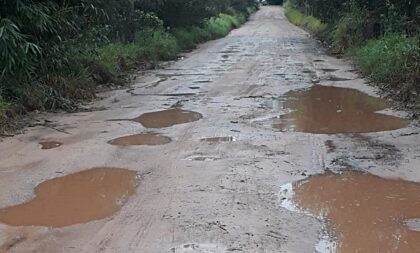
[1,6,420,253]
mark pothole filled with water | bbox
[133,108,202,128]
[280,171,420,253]
[0,168,137,227]
[273,85,407,134]
[39,141,62,150]
[108,133,171,146]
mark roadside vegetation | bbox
[284,0,420,113]
[0,0,258,130]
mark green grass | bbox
[0,11,253,132]
[205,14,245,38]
[284,1,326,34]
[0,97,8,130]
[354,34,420,91]
[95,13,249,74]
[95,28,179,74]
[173,27,211,50]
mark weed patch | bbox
[354,34,420,96]
[284,2,325,34]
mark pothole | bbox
[108,133,171,146]
[171,243,226,253]
[39,141,62,150]
[321,68,338,72]
[324,140,336,153]
[327,76,352,82]
[133,108,203,128]
[0,168,137,227]
[302,70,316,74]
[280,171,420,253]
[201,137,234,143]
[273,85,407,134]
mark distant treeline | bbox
[0,0,258,129]
[285,0,420,113]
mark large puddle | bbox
[109,133,171,146]
[133,109,202,128]
[274,85,407,134]
[281,171,420,253]
[0,168,137,227]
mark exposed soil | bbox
[0,6,419,253]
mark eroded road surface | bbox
[1,6,420,253]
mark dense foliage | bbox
[0,0,258,129]
[285,0,420,112]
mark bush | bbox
[332,12,366,53]
[354,34,420,94]
[284,2,326,33]
[135,29,179,61]
[95,43,141,74]
[205,14,245,38]
[95,28,179,74]
[0,97,8,130]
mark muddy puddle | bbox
[273,85,407,134]
[133,108,202,128]
[201,137,233,143]
[281,171,420,253]
[109,133,171,146]
[39,141,62,150]
[0,168,137,227]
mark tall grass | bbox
[207,14,246,37]
[0,97,8,130]
[95,29,179,74]
[354,34,420,91]
[96,13,248,74]
[284,1,326,33]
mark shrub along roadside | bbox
[0,0,257,132]
[283,1,325,34]
[283,0,420,114]
[94,12,250,78]
[353,34,420,102]
[0,97,8,132]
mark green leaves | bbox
[0,18,41,80]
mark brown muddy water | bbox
[133,108,202,128]
[0,168,137,227]
[109,133,171,146]
[39,141,62,149]
[283,171,420,253]
[274,85,407,134]
[201,136,233,143]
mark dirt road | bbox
[1,6,420,253]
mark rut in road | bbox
[0,6,419,253]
